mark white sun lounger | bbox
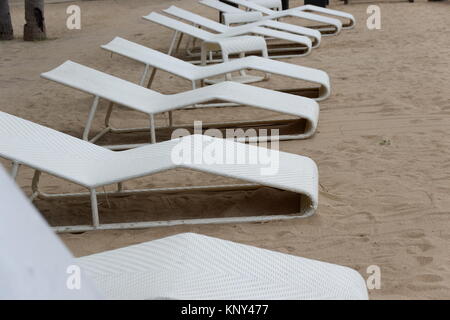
[163,5,322,48]
[212,0,343,35]
[78,232,369,299]
[0,111,319,232]
[293,5,354,29]
[143,12,313,61]
[41,61,320,149]
[102,37,330,100]
[246,0,356,29]
[0,167,368,299]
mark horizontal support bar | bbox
[88,126,112,143]
[37,183,261,200]
[52,213,307,233]
[108,118,296,132]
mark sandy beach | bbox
[1,0,449,299]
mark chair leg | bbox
[90,188,100,228]
[238,52,247,78]
[11,161,20,180]
[139,64,150,86]
[168,111,173,128]
[30,170,42,201]
[191,80,199,109]
[175,32,184,53]
[104,101,114,128]
[200,45,207,66]
[167,30,180,55]
[146,68,158,89]
[149,114,156,144]
[185,35,194,55]
[83,95,100,141]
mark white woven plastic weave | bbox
[222,11,263,25]
[0,166,100,299]
[143,12,312,56]
[77,232,369,300]
[0,167,366,300]
[163,5,320,48]
[215,0,343,34]
[102,37,330,100]
[299,5,355,29]
[0,112,319,215]
[247,0,356,29]
[41,61,320,138]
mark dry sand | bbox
[1,0,450,299]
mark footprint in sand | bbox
[416,256,433,266]
[416,274,443,283]
[276,231,295,238]
[406,241,434,255]
[403,230,425,239]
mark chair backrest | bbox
[0,165,101,299]
[164,6,229,33]
[101,37,199,80]
[41,61,168,114]
[199,0,245,14]
[143,12,215,41]
[0,111,113,186]
[228,0,275,15]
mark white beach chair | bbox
[102,37,330,100]
[232,0,356,29]
[163,5,322,48]
[204,0,344,35]
[0,111,318,232]
[143,12,313,61]
[0,166,368,299]
[41,61,320,149]
[239,0,356,29]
